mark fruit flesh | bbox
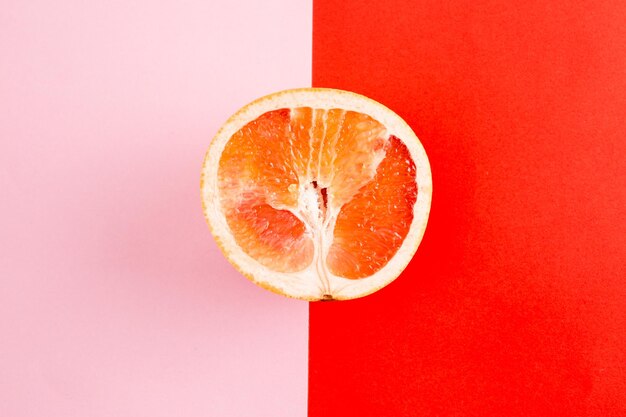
[327,135,417,278]
[217,107,418,279]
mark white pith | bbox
[201,88,432,301]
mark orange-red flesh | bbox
[327,136,417,278]
[217,107,418,278]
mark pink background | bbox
[1,1,310,416]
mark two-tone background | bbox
[1,0,624,415]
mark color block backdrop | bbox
[2,0,625,416]
[310,0,626,416]
[0,1,309,416]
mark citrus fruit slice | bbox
[201,88,432,301]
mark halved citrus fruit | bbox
[201,88,431,301]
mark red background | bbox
[310,1,626,415]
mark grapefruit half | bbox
[201,88,431,300]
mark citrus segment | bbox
[226,202,314,273]
[327,136,417,279]
[218,109,312,272]
[288,107,313,179]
